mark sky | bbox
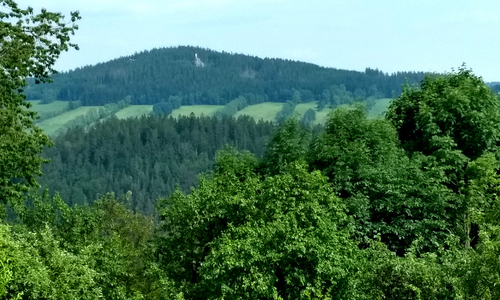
[16,0,500,81]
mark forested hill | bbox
[40,114,276,214]
[25,46,427,106]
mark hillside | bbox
[29,99,393,137]
[25,46,427,107]
[40,114,276,214]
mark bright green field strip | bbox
[37,106,100,136]
[27,100,69,114]
[170,105,224,117]
[234,102,284,122]
[314,108,334,124]
[293,102,318,116]
[293,102,334,124]
[368,98,392,118]
[294,102,334,124]
[115,105,153,119]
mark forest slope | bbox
[25,46,427,107]
[40,114,276,214]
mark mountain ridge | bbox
[26,45,428,107]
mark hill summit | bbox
[26,46,426,106]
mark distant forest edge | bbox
[25,45,429,107]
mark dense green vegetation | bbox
[24,46,427,108]
[6,66,500,299]
[40,114,276,214]
[3,1,500,298]
[0,0,79,217]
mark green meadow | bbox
[29,99,392,137]
[37,106,100,136]
[170,105,224,117]
[368,98,392,118]
[234,102,284,122]
[115,105,154,119]
[235,102,337,124]
[28,100,69,114]
[293,102,318,115]
[314,108,334,124]
[294,102,334,124]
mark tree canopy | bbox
[0,0,80,215]
[387,67,500,249]
[156,149,358,299]
[386,66,500,160]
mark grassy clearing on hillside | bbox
[294,102,318,116]
[28,100,69,115]
[29,98,393,137]
[234,102,336,124]
[37,106,100,136]
[115,105,153,119]
[293,102,334,124]
[293,102,335,124]
[314,108,335,124]
[170,105,224,117]
[234,102,284,122]
[368,98,392,118]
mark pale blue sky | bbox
[18,0,500,81]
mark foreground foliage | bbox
[1,192,156,299]
[0,0,79,217]
[3,69,500,299]
[156,150,358,299]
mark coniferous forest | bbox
[24,45,427,107]
[2,2,500,299]
[40,114,276,214]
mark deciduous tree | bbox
[156,149,358,299]
[0,0,80,215]
[386,66,500,161]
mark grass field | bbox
[293,102,335,124]
[28,100,69,114]
[234,102,337,124]
[234,102,284,122]
[37,106,100,136]
[115,105,154,119]
[170,105,224,117]
[293,102,317,115]
[368,98,392,118]
[314,108,335,124]
[28,98,394,137]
